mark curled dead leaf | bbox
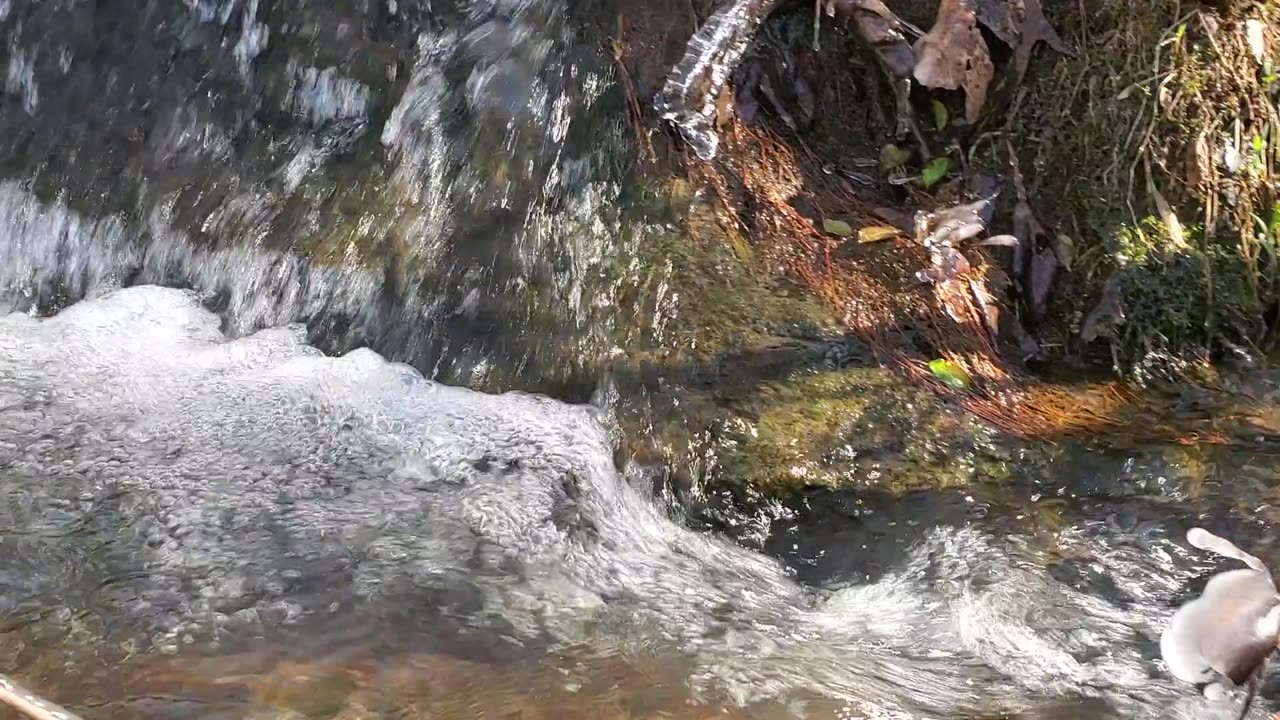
[1144,156,1188,249]
[1011,198,1045,278]
[976,234,1019,247]
[968,277,1001,339]
[833,0,917,77]
[857,225,902,243]
[1029,246,1057,320]
[1185,130,1209,190]
[916,245,972,283]
[916,197,993,243]
[913,0,994,123]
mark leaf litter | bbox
[912,0,1070,122]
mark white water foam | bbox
[0,286,1256,718]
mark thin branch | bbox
[0,674,83,720]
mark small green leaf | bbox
[1175,23,1186,41]
[921,157,951,189]
[930,100,949,131]
[1253,134,1266,154]
[822,218,855,237]
[928,359,971,389]
[879,143,911,172]
[1053,234,1076,270]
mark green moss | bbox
[1084,218,1267,375]
[999,0,1278,373]
[709,366,1009,492]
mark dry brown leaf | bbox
[1011,196,1059,319]
[857,224,902,243]
[971,0,1070,82]
[1185,130,1209,190]
[913,0,994,123]
[834,1,916,77]
[1012,0,1069,80]
[970,0,1018,46]
[968,277,1001,339]
[1145,156,1189,249]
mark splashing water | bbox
[0,0,1277,718]
[0,286,1264,718]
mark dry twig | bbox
[0,674,83,720]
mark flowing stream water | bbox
[1,0,1279,718]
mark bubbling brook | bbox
[1,0,1279,718]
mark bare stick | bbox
[1188,527,1271,575]
[0,674,83,720]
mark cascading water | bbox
[1,0,1278,718]
[0,0,634,391]
[0,285,1259,719]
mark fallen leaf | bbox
[1012,0,1070,81]
[1185,130,1209,189]
[931,99,950,130]
[823,218,856,236]
[1029,246,1057,320]
[916,245,971,283]
[870,205,914,231]
[1011,198,1045,278]
[1053,233,1075,269]
[972,0,1070,83]
[838,1,917,77]
[976,234,1019,247]
[921,156,951,188]
[949,220,985,242]
[857,225,902,243]
[826,0,906,27]
[928,358,971,389]
[1081,274,1124,342]
[968,277,1001,338]
[913,0,994,123]
[917,197,993,243]
[969,0,1018,46]
[880,143,912,172]
[1144,156,1188,249]
[1247,19,1266,65]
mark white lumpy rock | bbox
[1161,528,1280,700]
[1162,569,1280,685]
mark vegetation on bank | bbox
[1008,0,1280,379]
